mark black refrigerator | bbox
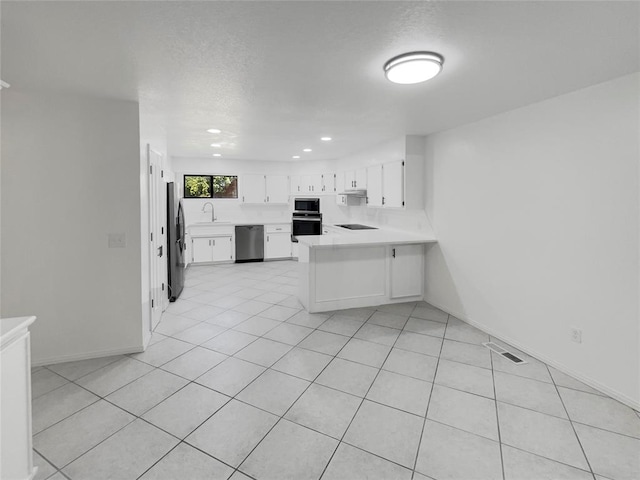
[167,182,185,301]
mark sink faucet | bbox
[202,202,216,222]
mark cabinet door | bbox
[390,244,424,298]
[383,161,404,208]
[366,164,383,207]
[321,172,336,193]
[309,174,323,194]
[355,168,367,189]
[192,237,213,263]
[242,174,266,203]
[335,171,346,193]
[211,236,233,262]
[344,170,356,190]
[265,175,289,204]
[290,175,302,195]
[265,232,292,259]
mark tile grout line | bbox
[545,363,598,480]
[233,307,380,479]
[489,340,506,480]
[317,308,408,480]
[409,311,449,480]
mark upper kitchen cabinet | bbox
[321,172,336,194]
[265,175,289,204]
[290,175,302,195]
[241,174,289,204]
[344,168,367,190]
[366,161,404,208]
[241,174,266,203]
[301,174,323,194]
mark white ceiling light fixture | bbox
[210,143,221,147]
[206,128,221,134]
[213,153,222,157]
[383,51,444,85]
[292,155,300,159]
[0,80,10,89]
[303,148,312,152]
[320,136,332,141]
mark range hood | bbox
[337,188,366,197]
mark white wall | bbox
[424,73,640,407]
[1,91,144,365]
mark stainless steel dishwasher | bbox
[235,225,264,263]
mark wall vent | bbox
[483,342,527,364]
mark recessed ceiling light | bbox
[292,155,300,159]
[210,143,221,147]
[213,153,222,157]
[0,80,10,90]
[207,128,221,134]
[303,148,312,152]
[321,137,332,141]
[383,51,444,84]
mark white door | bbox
[355,168,367,189]
[309,174,323,194]
[241,174,266,203]
[390,244,424,298]
[366,164,383,207]
[191,237,213,263]
[322,172,336,193]
[290,175,302,195]
[383,161,404,208]
[211,236,233,262]
[265,175,289,204]
[266,233,292,259]
[147,146,164,331]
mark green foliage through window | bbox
[184,175,238,199]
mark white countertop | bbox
[188,220,290,228]
[297,225,437,248]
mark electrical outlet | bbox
[570,327,582,344]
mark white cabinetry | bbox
[366,161,404,208]
[192,236,233,263]
[299,174,322,194]
[382,161,404,208]
[321,173,336,193]
[390,244,424,298]
[344,168,367,190]
[1,316,36,480]
[290,175,302,195]
[242,174,289,204]
[189,225,234,264]
[241,174,266,204]
[265,175,289,204]
[366,164,383,207]
[265,224,292,259]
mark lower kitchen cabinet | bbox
[191,236,233,263]
[389,244,424,298]
[265,224,292,259]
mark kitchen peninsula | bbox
[297,225,436,313]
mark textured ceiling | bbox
[2,1,639,161]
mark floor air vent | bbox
[483,342,527,364]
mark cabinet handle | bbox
[267,235,269,242]
[242,196,245,202]
[267,196,270,202]
[382,196,385,205]
[213,239,216,246]
[392,248,396,258]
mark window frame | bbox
[183,174,239,199]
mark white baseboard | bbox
[32,345,144,367]
[425,298,640,412]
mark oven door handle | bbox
[292,218,322,222]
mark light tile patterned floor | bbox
[32,260,640,480]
